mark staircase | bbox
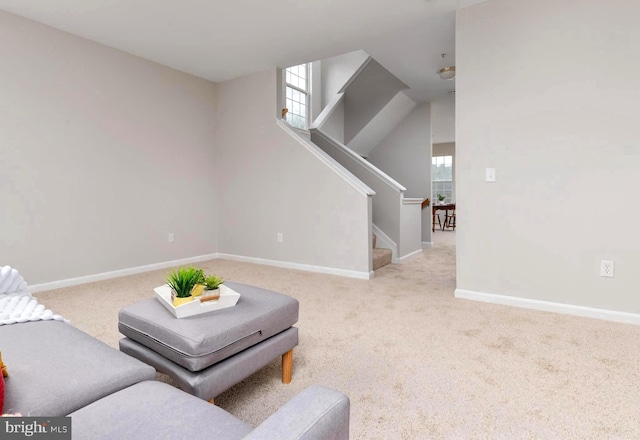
[372,234,392,270]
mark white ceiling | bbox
[0,0,486,102]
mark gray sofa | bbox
[1,320,350,439]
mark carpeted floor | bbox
[35,230,640,439]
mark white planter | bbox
[155,284,241,318]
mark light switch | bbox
[485,168,496,182]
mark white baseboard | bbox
[217,253,373,280]
[455,289,640,326]
[30,253,219,294]
[422,241,433,247]
[30,252,374,294]
[398,248,423,263]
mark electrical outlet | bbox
[168,233,175,243]
[277,233,283,243]
[600,260,614,278]
[485,168,496,182]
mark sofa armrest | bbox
[244,385,350,440]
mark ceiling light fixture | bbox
[439,66,456,80]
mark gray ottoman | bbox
[118,281,299,401]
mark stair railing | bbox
[310,128,411,260]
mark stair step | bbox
[372,247,392,270]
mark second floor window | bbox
[432,155,453,204]
[285,64,309,129]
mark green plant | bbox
[438,193,446,201]
[204,274,224,290]
[194,268,205,285]
[166,267,202,298]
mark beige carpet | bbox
[34,230,640,439]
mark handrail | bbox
[310,129,406,194]
[421,198,430,209]
[275,119,375,197]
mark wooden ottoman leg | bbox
[208,398,215,405]
[282,349,293,384]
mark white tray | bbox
[154,284,241,318]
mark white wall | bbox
[367,103,432,244]
[348,91,417,158]
[321,99,345,144]
[368,104,432,200]
[343,59,408,144]
[310,60,323,123]
[431,94,455,144]
[216,69,371,276]
[457,0,640,313]
[320,50,370,109]
[400,201,423,259]
[311,131,403,252]
[0,10,218,284]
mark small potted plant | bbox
[191,268,206,297]
[166,267,202,307]
[202,274,224,301]
[438,193,446,204]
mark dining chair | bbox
[444,204,456,231]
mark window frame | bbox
[284,63,310,130]
[432,155,454,204]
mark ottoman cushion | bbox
[69,380,252,440]
[118,282,299,372]
[120,327,298,400]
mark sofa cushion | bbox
[69,380,252,440]
[0,321,156,416]
[118,281,299,372]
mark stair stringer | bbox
[372,223,398,264]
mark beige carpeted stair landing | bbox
[372,234,392,270]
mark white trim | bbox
[275,118,374,197]
[217,253,373,280]
[310,129,406,193]
[455,289,640,326]
[280,119,310,137]
[422,241,433,247]
[402,197,424,205]
[30,253,219,294]
[398,248,423,263]
[29,250,376,293]
[372,224,398,263]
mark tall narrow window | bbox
[285,64,309,129]
[432,155,453,203]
